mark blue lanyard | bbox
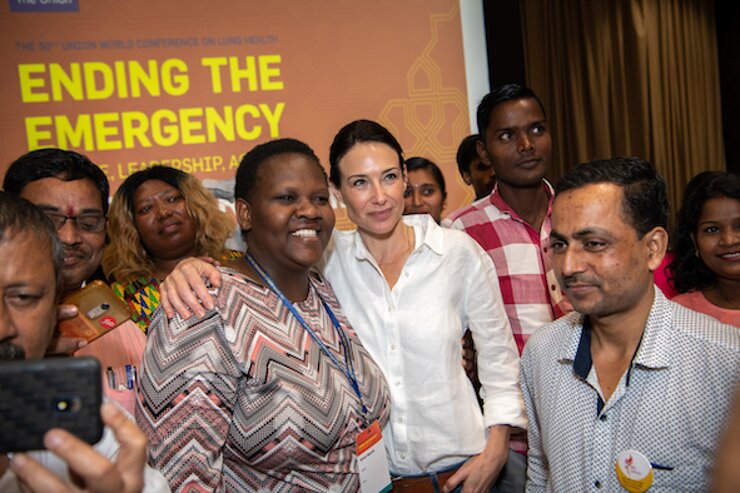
[244,252,369,420]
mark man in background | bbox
[447,84,570,355]
[0,192,167,493]
[521,157,739,491]
[3,148,146,413]
[455,134,495,202]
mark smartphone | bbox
[0,357,103,453]
[58,280,132,343]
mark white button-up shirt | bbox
[323,214,526,474]
[521,290,740,492]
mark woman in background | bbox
[403,156,447,223]
[669,171,739,326]
[103,165,235,333]
[137,139,390,491]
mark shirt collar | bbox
[633,289,671,369]
[350,214,445,261]
[489,179,555,221]
[560,288,671,371]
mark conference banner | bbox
[1,0,489,222]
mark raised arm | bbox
[10,403,152,493]
[160,256,223,319]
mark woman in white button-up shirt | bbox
[322,120,526,493]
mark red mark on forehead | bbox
[66,206,75,216]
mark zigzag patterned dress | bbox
[136,267,391,492]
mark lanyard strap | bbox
[244,253,368,418]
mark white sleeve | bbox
[463,239,527,429]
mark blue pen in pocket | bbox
[125,364,136,389]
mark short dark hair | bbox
[669,171,740,293]
[4,148,110,216]
[405,156,447,199]
[456,134,481,176]
[555,156,669,238]
[329,119,404,187]
[476,84,546,136]
[0,191,64,290]
[235,138,324,201]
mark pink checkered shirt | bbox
[445,181,571,355]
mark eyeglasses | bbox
[44,212,106,234]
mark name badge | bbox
[616,449,654,492]
[356,420,391,493]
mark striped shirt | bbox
[136,268,390,492]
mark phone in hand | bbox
[58,280,131,343]
[0,357,103,453]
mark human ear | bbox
[235,198,252,231]
[645,226,669,271]
[462,171,473,186]
[329,184,345,209]
[689,232,698,252]
[476,139,492,166]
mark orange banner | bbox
[1,0,485,219]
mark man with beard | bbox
[0,192,168,492]
[521,157,739,491]
[3,148,146,413]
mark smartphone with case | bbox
[0,357,103,453]
[58,280,131,343]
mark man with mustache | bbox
[520,157,739,491]
[3,148,146,413]
[0,192,168,492]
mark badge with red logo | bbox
[616,450,653,492]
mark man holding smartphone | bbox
[4,148,146,414]
[0,192,168,492]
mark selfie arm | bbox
[9,403,149,493]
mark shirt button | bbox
[400,453,407,460]
[390,344,396,351]
[394,380,400,386]
[397,417,403,423]
[403,271,409,277]
[594,480,602,488]
[551,284,557,291]
[600,414,607,421]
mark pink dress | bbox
[672,290,740,327]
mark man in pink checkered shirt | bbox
[445,86,572,485]
[446,84,571,354]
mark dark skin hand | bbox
[47,304,87,355]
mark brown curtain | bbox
[520,0,726,221]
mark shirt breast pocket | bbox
[649,465,705,492]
